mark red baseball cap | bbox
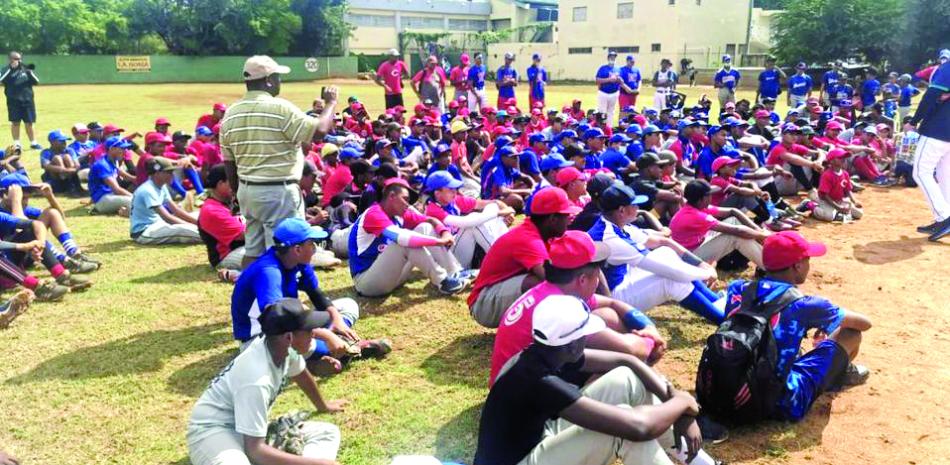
[481,106,497,115]
[213,102,228,112]
[762,231,827,271]
[531,108,542,116]
[460,53,470,64]
[492,126,511,137]
[825,121,844,131]
[555,166,589,187]
[711,156,741,173]
[448,100,460,109]
[530,187,583,216]
[102,123,124,134]
[414,103,427,113]
[548,230,611,269]
[145,132,172,145]
[532,101,544,109]
[506,97,517,106]
[392,105,406,113]
[507,106,519,114]
[826,148,850,161]
[754,109,770,119]
[155,117,171,126]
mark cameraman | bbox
[0,51,40,150]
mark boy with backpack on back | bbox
[695,231,871,428]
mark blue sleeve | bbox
[527,67,536,82]
[714,70,723,83]
[467,67,476,81]
[787,295,844,334]
[495,68,503,81]
[0,211,22,233]
[297,264,320,293]
[596,66,608,79]
[253,266,286,309]
[724,280,747,317]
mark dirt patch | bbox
[691,185,950,464]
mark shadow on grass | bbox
[853,236,925,265]
[434,402,481,464]
[420,333,493,389]
[166,347,238,397]
[7,322,230,384]
[85,238,137,255]
[709,393,835,462]
[129,263,217,284]
[350,283,448,318]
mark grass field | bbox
[0,80,945,465]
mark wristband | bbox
[622,308,653,331]
[681,251,703,267]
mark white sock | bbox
[12,140,20,146]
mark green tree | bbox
[895,0,950,69]
[771,0,901,65]
[754,0,792,9]
[290,0,352,56]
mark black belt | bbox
[240,179,297,186]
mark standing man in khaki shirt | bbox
[220,56,339,267]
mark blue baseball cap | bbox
[47,130,71,142]
[583,128,606,140]
[273,217,328,247]
[600,183,649,211]
[532,53,541,60]
[196,125,214,136]
[496,109,509,118]
[621,105,637,113]
[786,108,801,117]
[625,125,643,136]
[669,110,682,119]
[105,136,132,150]
[497,145,518,158]
[839,99,853,107]
[0,172,32,190]
[706,125,726,137]
[494,135,514,149]
[576,123,591,134]
[528,133,548,144]
[641,124,662,135]
[539,154,574,172]
[339,147,362,160]
[626,55,635,62]
[722,54,732,62]
[609,133,631,144]
[434,143,451,155]
[556,130,578,141]
[796,61,807,70]
[425,170,464,192]
[374,138,394,152]
[644,108,659,116]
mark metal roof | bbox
[348,0,493,16]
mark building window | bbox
[347,13,395,28]
[617,2,634,19]
[725,44,737,56]
[651,43,662,52]
[569,47,593,54]
[449,18,488,32]
[537,8,558,22]
[491,18,512,30]
[611,46,640,54]
[403,16,445,30]
[573,6,587,22]
[669,0,675,4]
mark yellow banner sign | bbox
[115,56,151,73]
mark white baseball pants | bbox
[912,135,950,221]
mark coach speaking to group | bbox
[0,51,41,150]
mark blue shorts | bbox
[776,339,850,421]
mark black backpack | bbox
[695,280,803,424]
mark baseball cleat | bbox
[917,221,940,234]
[927,217,950,242]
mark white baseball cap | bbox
[532,295,606,347]
[243,55,291,81]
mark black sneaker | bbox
[928,217,950,242]
[438,276,467,295]
[917,221,940,234]
[697,414,730,444]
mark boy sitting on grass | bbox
[129,157,200,245]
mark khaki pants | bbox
[94,194,131,214]
[187,422,340,465]
[694,218,765,268]
[218,246,246,271]
[470,273,527,328]
[451,217,507,269]
[352,223,461,297]
[717,87,735,107]
[237,182,304,259]
[813,199,863,222]
[134,221,201,245]
[330,225,351,259]
[517,366,675,465]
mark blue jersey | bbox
[860,79,880,106]
[882,82,900,100]
[625,141,644,161]
[821,70,839,89]
[724,278,844,420]
[40,147,78,168]
[67,140,95,157]
[696,144,740,179]
[899,84,919,107]
[830,83,854,106]
[496,66,518,99]
[526,65,548,100]
[596,64,621,94]
[714,68,741,90]
[87,157,118,203]
[758,69,782,98]
[480,158,521,199]
[787,74,813,96]
[426,163,462,182]
[599,148,631,176]
[583,151,603,170]
[467,65,486,91]
[587,216,648,290]
[401,136,428,158]
[0,210,27,239]
[230,248,321,341]
[917,62,950,142]
[620,66,641,91]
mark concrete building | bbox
[345,0,557,56]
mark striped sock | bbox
[58,232,80,256]
[54,249,67,262]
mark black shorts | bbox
[7,100,36,123]
[384,94,404,109]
